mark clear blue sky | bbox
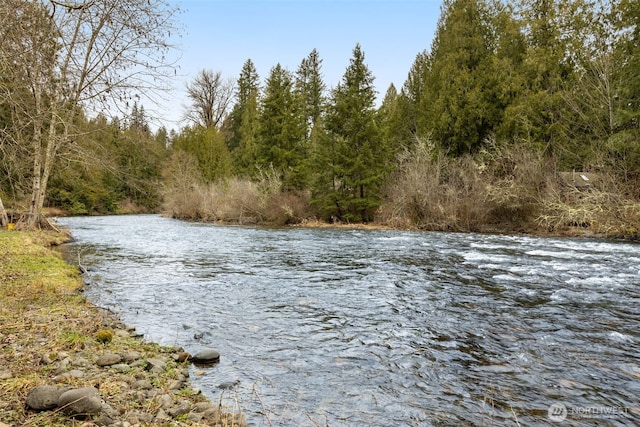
[155,0,442,130]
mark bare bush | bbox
[378,139,488,231]
[480,142,550,226]
[537,184,640,238]
[163,167,312,225]
[379,139,555,233]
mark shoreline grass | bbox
[0,229,245,426]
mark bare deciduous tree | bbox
[0,0,180,229]
[184,69,235,129]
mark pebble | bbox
[190,348,220,364]
[218,380,240,389]
[145,357,167,373]
[96,353,122,366]
[167,400,191,418]
[110,363,132,373]
[132,379,153,390]
[19,340,240,426]
[121,351,141,363]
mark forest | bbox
[1,0,639,238]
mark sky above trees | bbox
[158,0,441,130]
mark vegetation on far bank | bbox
[1,0,639,238]
[0,230,245,426]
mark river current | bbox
[56,215,639,426]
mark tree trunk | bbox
[0,195,8,228]
[27,102,64,229]
[27,121,45,229]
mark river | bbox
[56,214,639,426]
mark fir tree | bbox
[228,59,260,174]
[312,44,386,222]
[295,49,326,140]
[421,0,503,155]
[257,64,306,189]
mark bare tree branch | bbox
[0,0,181,228]
[184,69,235,129]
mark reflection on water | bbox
[57,215,640,426]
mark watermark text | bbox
[548,403,628,422]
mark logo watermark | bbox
[548,402,628,422]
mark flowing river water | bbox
[56,215,639,426]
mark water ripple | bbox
[58,215,640,426]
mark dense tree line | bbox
[1,0,639,230]
[169,0,639,224]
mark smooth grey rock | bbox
[94,414,115,426]
[132,379,153,390]
[57,386,102,415]
[96,353,122,367]
[53,358,72,375]
[110,363,131,373]
[145,357,167,373]
[168,379,184,390]
[121,352,141,363]
[167,400,191,418]
[173,351,190,363]
[72,357,91,367]
[156,393,174,410]
[193,401,216,413]
[190,349,220,364]
[26,385,70,410]
[188,412,204,422]
[218,379,240,389]
[67,369,85,378]
[115,329,130,338]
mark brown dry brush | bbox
[377,139,547,232]
[377,138,640,237]
[162,139,639,237]
[537,178,640,238]
[162,172,312,226]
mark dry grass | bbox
[378,139,639,238]
[537,186,640,238]
[163,174,312,226]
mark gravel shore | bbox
[0,230,245,427]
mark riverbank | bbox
[0,230,246,426]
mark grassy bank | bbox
[0,230,245,426]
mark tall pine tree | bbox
[421,0,503,155]
[227,59,260,174]
[311,44,386,222]
[257,64,306,189]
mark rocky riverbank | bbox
[0,230,246,427]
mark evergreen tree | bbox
[421,0,504,155]
[505,0,582,163]
[377,83,407,160]
[295,49,326,140]
[312,44,385,222]
[607,0,640,182]
[128,102,150,134]
[228,59,260,173]
[257,64,307,189]
[172,126,233,182]
[616,0,640,129]
[382,50,432,155]
[402,50,431,140]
